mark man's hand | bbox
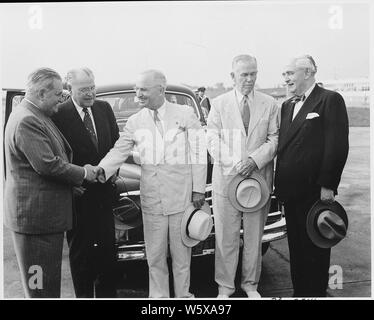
[73,186,86,197]
[83,164,98,183]
[96,167,106,183]
[192,192,205,209]
[321,187,335,204]
[235,157,258,177]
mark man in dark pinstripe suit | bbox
[4,68,98,298]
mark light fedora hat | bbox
[306,200,348,249]
[228,172,270,213]
[181,202,213,247]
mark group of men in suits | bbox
[4,52,348,299]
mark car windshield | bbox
[97,91,198,132]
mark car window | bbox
[98,91,199,132]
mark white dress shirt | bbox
[292,82,316,120]
[149,100,167,133]
[235,88,254,116]
[72,97,98,136]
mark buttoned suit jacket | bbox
[52,98,120,228]
[206,89,279,197]
[4,100,84,234]
[274,85,349,201]
[99,101,207,215]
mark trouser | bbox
[12,231,64,298]
[142,212,194,298]
[67,210,117,298]
[213,192,269,296]
[284,193,331,297]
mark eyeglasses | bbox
[78,86,96,94]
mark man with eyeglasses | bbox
[274,55,349,297]
[53,68,120,298]
[95,69,207,298]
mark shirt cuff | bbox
[83,167,87,179]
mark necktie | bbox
[289,95,305,122]
[241,95,250,135]
[153,109,164,137]
[83,107,98,150]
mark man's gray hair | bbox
[65,67,95,88]
[26,67,62,94]
[295,54,317,75]
[141,69,167,89]
[232,54,257,70]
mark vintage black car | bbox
[3,84,286,262]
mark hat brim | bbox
[306,200,348,248]
[228,172,270,213]
[181,202,212,247]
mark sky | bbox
[0,1,371,89]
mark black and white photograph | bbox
[0,0,372,304]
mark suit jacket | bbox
[99,101,207,215]
[274,85,349,201]
[199,96,211,112]
[52,98,120,226]
[4,100,85,234]
[206,89,279,196]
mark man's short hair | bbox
[197,87,206,92]
[65,67,95,89]
[232,54,257,70]
[295,55,317,74]
[26,67,62,94]
[140,69,167,89]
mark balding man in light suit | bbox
[96,70,207,298]
[4,68,98,298]
[206,55,279,298]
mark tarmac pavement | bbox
[3,127,371,299]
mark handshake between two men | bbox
[83,164,106,184]
[74,165,107,197]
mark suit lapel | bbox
[227,90,246,136]
[24,102,73,160]
[91,102,104,152]
[278,85,322,153]
[247,90,267,139]
[67,99,99,154]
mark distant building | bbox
[260,77,370,108]
[321,78,369,108]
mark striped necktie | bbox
[153,109,164,137]
[83,107,98,150]
[241,95,250,135]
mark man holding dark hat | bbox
[274,55,349,297]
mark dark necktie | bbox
[154,109,164,137]
[241,95,250,135]
[289,94,305,122]
[83,107,98,150]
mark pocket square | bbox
[306,112,320,119]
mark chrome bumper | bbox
[117,211,287,262]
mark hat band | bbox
[321,216,347,239]
[186,208,199,237]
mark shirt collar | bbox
[24,98,41,110]
[72,97,85,112]
[235,88,254,103]
[150,100,167,119]
[303,82,316,100]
